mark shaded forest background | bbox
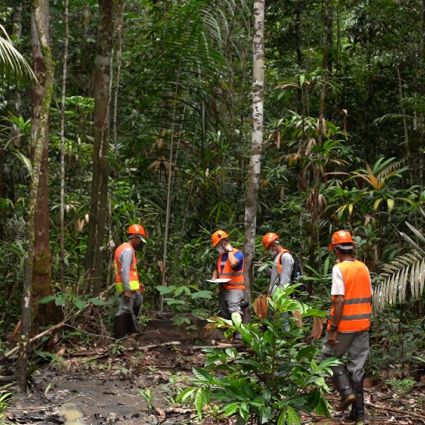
[0,0,424,381]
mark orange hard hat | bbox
[128,224,147,242]
[328,230,353,251]
[211,230,229,247]
[262,232,279,249]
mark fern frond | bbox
[374,250,425,311]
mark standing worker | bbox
[322,230,372,425]
[211,230,245,327]
[113,224,147,339]
[262,232,294,295]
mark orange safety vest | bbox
[114,242,142,294]
[216,248,245,290]
[328,260,372,333]
[276,249,290,274]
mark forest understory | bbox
[2,315,424,425]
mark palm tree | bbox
[0,24,35,82]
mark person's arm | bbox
[212,267,218,280]
[225,243,241,268]
[120,248,133,297]
[279,253,294,285]
[327,265,345,346]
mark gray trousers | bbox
[116,292,143,317]
[322,331,370,384]
[218,289,244,320]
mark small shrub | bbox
[177,286,337,424]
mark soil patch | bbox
[4,317,425,424]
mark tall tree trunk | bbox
[243,0,265,304]
[59,0,69,289]
[85,0,113,292]
[30,0,60,330]
[322,0,333,73]
[17,0,55,391]
[112,0,124,157]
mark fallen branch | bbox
[4,320,67,359]
[366,402,425,422]
[6,394,84,411]
[61,340,183,360]
[5,283,116,360]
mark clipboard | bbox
[205,278,231,284]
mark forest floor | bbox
[3,315,425,425]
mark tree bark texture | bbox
[85,0,113,291]
[243,0,265,302]
[59,0,69,288]
[17,0,55,392]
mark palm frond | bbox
[374,222,425,311]
[0,25,36,83]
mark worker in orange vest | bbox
[211,230,245,328]
[322,230,372,425]
[113,224,147,339]
[262,232,294,295]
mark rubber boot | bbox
[113,314,128,339]
[353,381,365,424]
[346,381,365,422]
[127,305,141,334]
[332,366,356,411]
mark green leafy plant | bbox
[156,284,214,327]
[177,286,337,424]
[0,391,12,423]
[385,377,416,394]
[138,388,154,412]
[39,292,105,312]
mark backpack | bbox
[290,255,303,283]
[277,250,303,283]
[270,251,304,295]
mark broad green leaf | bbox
[194,388,208,419]
[387,198,395,211]
[74,298,87,310]
[155,285,174,295]
[190,290,213,299]
[54,295,65,306]
[192,367,212,383]
[223,402,239,416]
[39,295,56,304]
[373,198,383,210]
[286,406,301,424]
[88,297,104,306]
[177,387,197,403]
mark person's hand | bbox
[123,290,133,299]
[327,330,338,346]
[225,243,233,252]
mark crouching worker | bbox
[322,230,372,425]
[113,224,147,339]
[211,230,245,331]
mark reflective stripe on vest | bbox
[217,248,245,290]
[328,260,372,333]
[114,242,140,294]
[276,249,289,274]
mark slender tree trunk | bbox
[17,0,55,391]
[30,0,60,330]
[243,0,265,304]
[59,0,69,289]
[396,66,410,172]
[322,0,333,73]
[112,0,124,157]
[160,74,181,311]
[85,0,113,292]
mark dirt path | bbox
[3,318,425,424]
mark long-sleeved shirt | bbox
[119,246,134,291]
[269,252,294,295]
